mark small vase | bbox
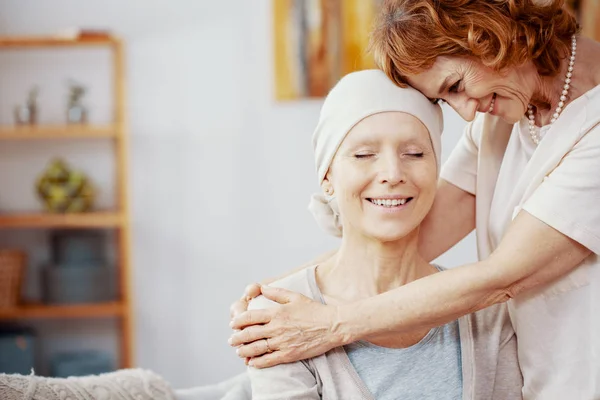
[14,104,37,125]
[67,105,87,124]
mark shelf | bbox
[0,302,125,320]
[0,125,117,140]
[0,35,119,49]
[0,212,123,229]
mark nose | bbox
[446,94,478,122]
[378,154,407,186]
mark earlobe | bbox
[321,179,334,196]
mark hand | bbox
[229,285,345,368]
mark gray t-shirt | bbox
[344,264,463,399]
[345,320,462,400]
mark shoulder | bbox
[576,84,600,134]
[248,266,320,311]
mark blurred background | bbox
[0,0,596,392]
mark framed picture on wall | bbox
[567,0,600,40]
[272,0,383,101]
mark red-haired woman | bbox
[230,1,600,397]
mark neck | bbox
[315,228,436,304]
[531,36,600,126]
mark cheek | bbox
[412,168,438,200]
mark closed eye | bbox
[354,154,374,159]
[407,152,424,158]
[448,79,461,93]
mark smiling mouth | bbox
[367,198,413,208]
[488,93,497,113]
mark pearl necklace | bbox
[527,34,577,145]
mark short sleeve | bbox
[440,120,480,195]
[523,123,600,254]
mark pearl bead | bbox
[528,34,576,146]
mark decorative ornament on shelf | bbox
[66,80,88,124]
[14,86,39,125]
[35,158,96,213]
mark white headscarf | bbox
[308,69,443,237]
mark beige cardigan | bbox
[249,266,523,400]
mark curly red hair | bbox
[369,0,580,87]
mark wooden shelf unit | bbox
[0,35,119,49]
[0,124,117,140]
[0,302,126,321]
[0,34,134,369]
[0,212,123,229]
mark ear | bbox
[321,178,334,196]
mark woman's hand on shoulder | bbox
[229,285,345,368]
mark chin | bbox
[365,224,414,243]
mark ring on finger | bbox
[265,338,273,353]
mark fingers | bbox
[229,322,271,347]
[230,309,272,330]
[229,298,249,320]
[260,285,301,304]
[235,337,275,358]
[248,351,287,369]
[229,283,262,319]
[244,283,262,299]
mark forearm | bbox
[335,211,591,343]
[261,249,338,285]
[335,259,506,342]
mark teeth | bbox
[489,94,496,113]
[370,198,408,207]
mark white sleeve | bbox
[440,120,480,195]
[523,123,600,254]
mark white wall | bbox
[0,0,474,389]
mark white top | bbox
[441,84,600,399]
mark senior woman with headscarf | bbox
[247,69,522,400]
[231,0,600,398]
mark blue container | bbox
[51,230,106,265]
[42,264,115,304]
[50,350,113,378]
[0,329,36,375]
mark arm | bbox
[231,209,590,367]
[337,210,590,341]
[418,178,476,261]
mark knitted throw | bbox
[0,368,176,400]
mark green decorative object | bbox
[36,159,96,213]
